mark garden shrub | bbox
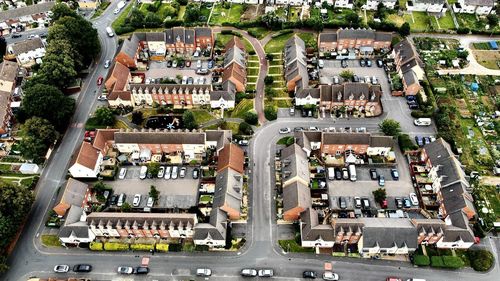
[104,242,129,251]
[169,243,182,252]
[442,256,464,269]
[413,255,430,266]
[468,249,494,272]
[431,256,444,267]
[89,242,103,251]
[130,244,154,251]
[156,243,169,252]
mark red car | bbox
[97,76,103,86]
[84,131,96,142]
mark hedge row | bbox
[413,255,430,266]
[431,256,464,269]
[89,242,170,252]
[89,242,103,251]
[130,244,154,251]
[104,242,130,251]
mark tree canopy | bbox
[93,107,116,127]
[21,84,75,131]
[379,119,401,136]
[182,111,198,130]
[18,117,59,163]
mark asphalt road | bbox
[2,8,500,281]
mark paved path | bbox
[200,117,244,128]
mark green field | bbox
[191,109,216,125]
[231,99,254,118]
[246,27,271,39]
[265,32,294,53]
[247,68,259,76]
[209,3,246,25]
[111,2,134,29]
[139,3,178,19]
[268,66,283,75]
[437,12,455,30]
[404,12,432,32]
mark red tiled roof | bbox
[225,36,245,51]
[107,91,131,101]
[222,63,246,86]
[217,143,245,174]
[93,129,118,151]
[75,142,100,170]
[105,62,130,92]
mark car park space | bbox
[146,60,213,85]
[108,166,200,209]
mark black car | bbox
[409,104,419,110]
[361,197,370,209]
[294,127,305,132]
[359,59,366,67]
[369,169,378,180]
[341,59,348,68]
[335,168,342,180]
[192,168,199,179]
[366,59,372,67]
[11,33,22,38]
[109,194,118,205]
[395,197,403,209]
[403,197,412,208]
[73,264,92,272]
[303,270,317,279]
[376,59,383,68]
[166,60,172,68]
[179,61,185,68]
[134,266,149,274]
[40,32,48,38]
[338,197,347,209]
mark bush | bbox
[410,110,433,118]
[244,112,258,125]
[130,244,154,251]
[89,242,103,251]
[104,242,129,251]
[169,243,182,252]
[431,256,444,267]
[156,243,169,252]
[413,255,430,266]
[398,134,418,152]
[264,106,277,121]
[468,249,494,272]
[442,256,465,269]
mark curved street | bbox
[2,3,500,281]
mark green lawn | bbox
[265,32,294,53]
[209,3,246,25]
[191,109,216,124]
[246,27,271,40]
[268,99,292,108]
[177,5,186,20]
[248,55,259,61]
[247,76,258,83]
[139,3,178,19]
[111,2,134,30]
[199,195,213,203]
[216,33,254,52]
[41,235,61,247]
[247,68,259,76]
[268,66,283,75]
[298,32,317,51]
[277,136,294,145]
[231,99,254,118]
[437,12,455,30]
[404,12,432,32]
[386,13,405,27]
[247,61,260,68]
[278,240,314,253]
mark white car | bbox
[113,8,120,14]
[258,269,274,277]
[132,194,141,207]
[118,167,127,179]
[179,167,187,178]
[364,76,371,83]
[196,60,202,68]
[104,60,111,68]
[146,196,154,208]
[323,271,339,280]
[157,166,165,178]
[139,166,147,179]
[172,166,178,179]
[279,127,291,134]
[97,95,107,101]
[318,59,324,68]
[238,140,249,146]
[164,166,172,180]
[117,266,134,274]
[54,265,70,273]
[196,268,212,276]
[410,192,419,206]
[172,60,178,68]
[309,126,319,131]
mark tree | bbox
[177,0,188,5]
[131,111,144,125]
[340,70,354,81]
[379,119,401,136]
[345,13,360,28]
[264,106,277,120]
[147,162,161,176]
[261,11,283,30]
[120,202,132,212]
[486,14,499,27]
[93,107,115,126]
[182,111,197,130]
[0,36,6,59]
[398,134,418,152]
[36,52,78,89]
[244,111,258,125]
[149,185,159,202]
[238,121,253,135]
[264,75,274,85]
[50,3,77,22]
[18,117,59,163]
[372,188,387,204]
[469,249,494,272]
[21,84,75,131]
[45,38,83,71]
[0,182,34,272]
[92,181,109,193]
[266,53,274,62]
[184,3,201,22]
[399,22,411,37]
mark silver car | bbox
[172,166,178,179]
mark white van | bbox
[414,118,432,126]
[118,167,127,179]
[139,166,148,179]
[328,167,335,180]
[348,164,357,181]
[106,27,114,37]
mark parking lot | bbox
[108,166,200,209]
[327,149,418,211]
[146,60,213,85]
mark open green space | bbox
[215,33,254,52]
[264,32,294,53]
[386,13,405,27]
[41,235,61,247]
[247,76,258,83]
[437,12,455,30]
[247,68,259,76]
[404,12,432,32]
[278,240,314,253]
[247,61,260,68]
[231,99,254,118]
[209,3,246,25]
[111,1,134,30]
[268,66,283,75]
[191,109,216,125]
[246,27,271,40]
[139,3,179,19]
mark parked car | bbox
[341,59,348,68]
[73,264,92,272]
[369,169,378,180]
[409,193,419,206]
[372,76,379,84]
[359,59,366,67]
[11,33,22,38]
[303,271,317,279]
[97,95,107,101]
[378,175,385,186]
[279,127,291,134]
[180,167,187,178]
[146,196,154,208]
[415,136,424,147]
[294,127,304,132]
[364,76,371,84]
[185,60,191,67]
[172,60,178,68]
[192,168,200,179]
[172,166,179,179]
[339,197,347,209]
[196,68,209,75]
[353,75,359,82]
[179,60,185,68]
[423,137,431,145]
[366,59,372,67]
[208,60,214,69]
[403,197,412,208]
[117,266,134,274]
[409,104,419,110]
[391,169,399,180]
[342,168,349,180]
[322,271,339,280]
[335,168,342,180]
[97,76,103,85]
[157,166,165,178]
[362,198,370,209]
[258,269,274,277]
[241,268,257,277]
[139,166,148,179]
[309,126,319,131]
[117,193,126,207]
[134,266,149,274]
[187,77,194,85]
[104,60,111,68]
[164,166,172,180]
[318,59,324,68]
[333,76,340,84]
[395,197,403,209]
[376,59,383,68]
[166,60,172,67]
[118,167,127,179]
[196,60,202,68]
[133,194,141,207]
[196,268,212,276]
[54,265,70,273]
[381,199,388,209]
[109,194,118,205]
[354,196,362,208]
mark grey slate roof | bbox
[296,88,320,99]
[185,29,195,44]
[0,60,18,82]
[60,178,88,207]
[360,218,418,249]
[319,33,337,43]
[58,206,89,239]
[205,130,232,151]
[193,207,227,241]
[0,2,55,22]
[146,32,165,42]
[374,32,393,42]
[393,39,419,65]
[281,144,310,186]
[300,208,335,242]
[210,91,235,101]
[224,46,246,68]
[173,27,185,43]
[425,138,468,187]
[165,29,174,44]
[9,37,44,55]
[114,130,206,144]
[212,167,243,213]
[337,28,375,40]
[195,27,212,38]
[443,211,475,243]
[403,70,419,86]
[121,33,144,58]
[283,181,311,214]
[464,0,494,5]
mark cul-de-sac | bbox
[0,0,499,280]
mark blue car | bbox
[415,136,424,147]
[207,60,214,69]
